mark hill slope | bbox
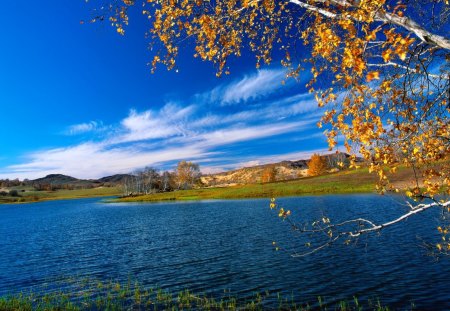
[28,174,133,189]
[201,153,356,187]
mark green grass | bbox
[118,168,382,203]
[118,165,426,203]
[0,164,425,205]
[0,278,397,310]
[0,187,122,204]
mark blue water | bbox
[0,194,449,309]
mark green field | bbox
[0,165,420,205]
[0,186,122,204]
[117,168,391,203]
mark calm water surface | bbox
[0,194,449,309]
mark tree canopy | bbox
[175,160,201,189]
[90,0,449,254]
[307,153,328,176]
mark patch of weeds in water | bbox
[0,278,412,310]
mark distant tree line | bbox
[122,161,202,197]
[0,177,127,192]
[0,179,26,188]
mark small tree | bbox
[9,190,20,197]
[261,166,277,183]
[175,161,201,190]
[307,154,328,177]
[161,171,174,192]
[142,167,160,194]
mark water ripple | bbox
[0,195,449,309]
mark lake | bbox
[0,194,449,309]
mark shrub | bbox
[9,190,20,197]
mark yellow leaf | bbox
[366,71,380,82]
[382,49,392,62]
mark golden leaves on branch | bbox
[140,0,286,75]
[269,198,291,219]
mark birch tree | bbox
[175,161,201,190]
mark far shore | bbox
[0,187,122,205]
[115,167,417,203]
[1,166,422,205]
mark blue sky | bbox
[0,1,330,180]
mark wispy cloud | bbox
[110,104,197,145]
[198,68,291,106]
[220,69,287,105]
[0,69,325,180]
[66,121,102,135]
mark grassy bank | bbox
[0,278,394,310]
[118,168,380,203]
[0,166,420,205]
[117,166,420,203]
[0,187,122,204]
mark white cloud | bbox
[220,69,287,105]
[66,121,100,135]
[111,104,197,144]
[0,70,325,180]
[0,115,319,180]
[199,68,290,106]
[197,120,316,147]
[4,143,213,180]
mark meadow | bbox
[0,166,420,205]
[117,166,416,203]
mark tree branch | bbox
[375,10,450,50]
[346,200,450,237]
[367,62,448,79]
[289,0,337,18]
[288,0,450,50]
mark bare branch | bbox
[289,0,337,18]
[291,235,341,257]
[367,62,448,79]
[278,200,450,257]
[346,200,450,237]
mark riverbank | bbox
[117,167,414,203]
[0,166,419,205]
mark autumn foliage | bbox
[307,154,328,177]
[175,160,201,190]
[96,0,449,199]
[261,166,276,183]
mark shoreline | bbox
[1,167,422,205]
[115,169,379,203]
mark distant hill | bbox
[20,153,361,190]
[27,174,133,190]
[201,152,360,187]
[97,174,134,184]
[31,174,87,185]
